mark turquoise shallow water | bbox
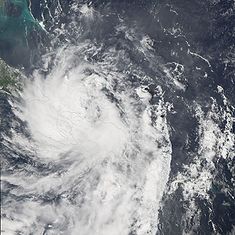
[0,0,40,47]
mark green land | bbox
[0,58,22,92]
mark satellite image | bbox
[0,0,234,234]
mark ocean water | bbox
[1,1,235,234]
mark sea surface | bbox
[1,0,235,234]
